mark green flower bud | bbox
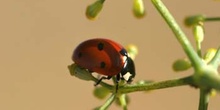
[172,58,191,72]
[184,15,205,27]
[68,63,95,81]
[193,22,204,43]
[115,94,130,106]
[209,89,217,97]
[86,0,105,20]
[126,44,138,60]
[203,48,217,63]
[93,86,110,99]
[133,0,146,18]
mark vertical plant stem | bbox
[98,93,117,110]
[151,0,204,70]
[119,94,128,110]
[199,89,209,110]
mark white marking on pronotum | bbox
[123,72,132,81]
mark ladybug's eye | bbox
[119,49,128,56]
[100,61,106,68]
[97,42,104,51]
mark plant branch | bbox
[119,94,128,110]
[119,76,193,94]
[205,17,220,22]
[151,0,204,71]
[96,93,117,110]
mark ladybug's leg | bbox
[94,76,112,86]
[116,73,121,83]
[115,74,121,92]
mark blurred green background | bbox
[0,0,219,110]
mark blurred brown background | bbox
[0,0,219,110]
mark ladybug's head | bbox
[120,57,136,83]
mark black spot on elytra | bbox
[100,62,106,68]
[78,52,82,58]
[97,42,104,51]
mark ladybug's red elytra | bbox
[72,38,136,87]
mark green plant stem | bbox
[98,93,117,110]
[151,0,204,71]
[199,89,210,110]
[205,17,220,22]
[119,76,193,94]
[119,94,128,110]
[208,47,220,69]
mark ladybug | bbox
[72,38,135,87]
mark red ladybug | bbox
[72,38,135,86]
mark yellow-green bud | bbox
[114,94,130,106]
[68,63,95,81]
[86,0,104,20]
[193,22,204,43]
[184,15,205,27]
[93,86,110,99]
[203,48,217,63]
[133,0,146,18]
[209,89,217,97]
[126,44,138,60]
[172,58,191,72]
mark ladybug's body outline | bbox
[72,38,135,87]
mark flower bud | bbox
[193,22,204,43]
[114,94,130,106]
[172,58,191,72]
[209,89,217,97]
[203,48,217,63]
[184,15,205,27]
[93,86,110,99]
[133,0,146,18]
[86,0,105,20]
[126,44,138,60]
[68,63,95,81]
